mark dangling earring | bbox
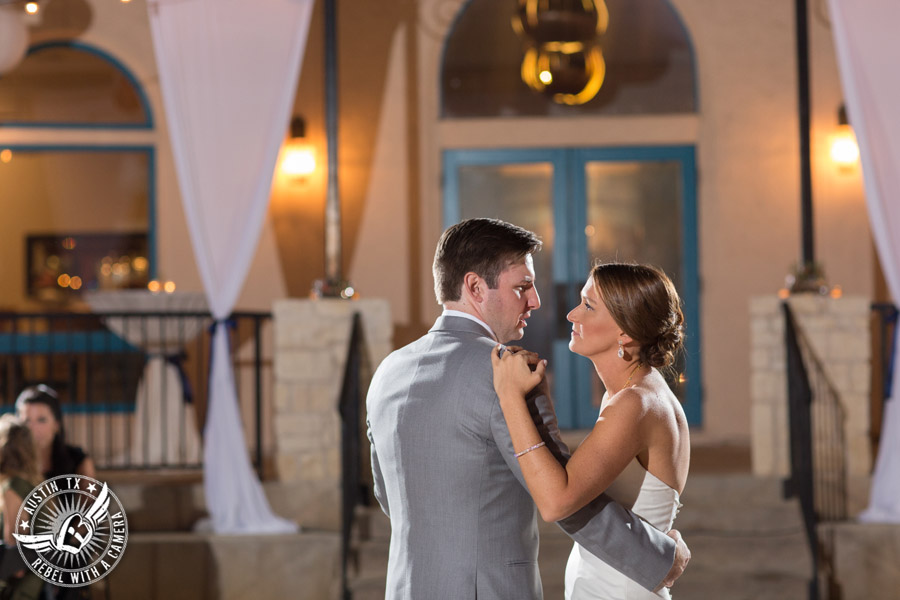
[617,340,625,359]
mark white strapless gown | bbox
[564,458,682,599]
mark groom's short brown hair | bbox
[433,218,542,304]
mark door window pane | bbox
[584,159,686,406]
[585,161,682,287]
[457,163,557,364]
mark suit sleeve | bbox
[366,417,390,518]
[488,368,676,591]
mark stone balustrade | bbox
[750,294,871,478]
[271,298,392,530]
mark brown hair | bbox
[591,262,685,370]
[0,414,40,484]
[433,218,542,304]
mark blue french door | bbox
[443,146,701,428]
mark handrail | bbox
[338,312,366,600]
[0,310,271,474]
[782,301,848,600]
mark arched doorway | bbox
[439,0,701,427]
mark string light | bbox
[25,2,39,15]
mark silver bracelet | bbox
[514,441,546,458]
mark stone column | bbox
[270,298,392,530]
[750,295,871,478]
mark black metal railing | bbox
[782,302,847,600]
[0,311,271,474]
[338,312,371,600]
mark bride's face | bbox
[566,278,622,358]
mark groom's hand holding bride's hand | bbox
[491,345,548,401]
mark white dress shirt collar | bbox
[441,309,497,341]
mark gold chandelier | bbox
[512,0,609,106]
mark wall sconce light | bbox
[280,116,316,179]
[830,104,859,167]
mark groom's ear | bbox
[462,271,484,301]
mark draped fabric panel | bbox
[827,0,900,522]
[148,0,314,533]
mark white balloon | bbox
[0,7,28,75]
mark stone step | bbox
[346,471,810,599]
[105,531,340,600]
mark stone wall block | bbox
[750,317,773,339]
[751,402,789,476]
[275,383,292,411]
[845,435,872,477]
[850,364,870,393]
[750,348,770,370]
[273,301,316,347]
[788,294,825,315]
[276,350,339,383]
[804,332,828,359]
[826,332,870,363]
[276,454,298,482]
[297,451,328,482]
[749,296,781,316]
[826,364,851,393]
[750,371,773,402]
[831,297,872,315]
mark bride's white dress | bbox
[564,457,682,599]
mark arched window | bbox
[0,42,154,306]
[0,41,152,127]
[441,0,697,118]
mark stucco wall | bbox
[0,0,872,443]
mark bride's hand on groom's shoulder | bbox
[491,344,547,401]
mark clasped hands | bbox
[491,344,548,400]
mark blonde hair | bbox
[0,414,40,485]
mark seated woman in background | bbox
[15,385,95,480]
[0,414,45,600]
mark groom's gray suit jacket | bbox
[366,315,675,599]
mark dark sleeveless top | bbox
[44,444,88,480]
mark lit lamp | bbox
[512,0,609,106]
[280,116,316,179]
[830,104,859,167]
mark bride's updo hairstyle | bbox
[591,262,685,370]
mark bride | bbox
[492,262,690,599]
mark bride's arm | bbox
[491,346,645,522]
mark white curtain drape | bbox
[827,0,900,522]
[148,0,314,533]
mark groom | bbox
[366,218,689,599]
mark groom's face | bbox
[481,254,541,343]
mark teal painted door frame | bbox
[443,146,701,427]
